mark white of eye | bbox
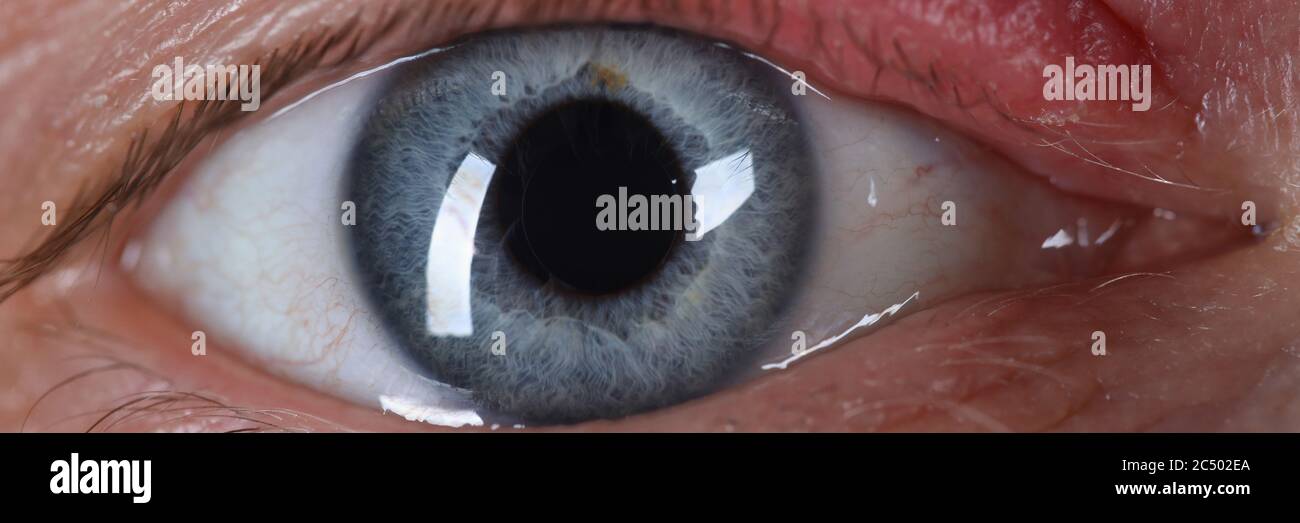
[747,91,1159,367]
[130,67,485,428]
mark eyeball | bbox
[129,25,1208,426]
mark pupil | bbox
[496,99,686,295]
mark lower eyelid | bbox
[593,252,1263,432]
[9,236,1283,433]
[8,225,1278,433]
[12,265,459,433]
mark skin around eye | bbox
[2,1,1297,433]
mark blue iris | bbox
[348,25,816,423]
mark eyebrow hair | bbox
[0,7,410,303]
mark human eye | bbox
[4,1,1286,432]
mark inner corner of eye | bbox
[128,23,877,426]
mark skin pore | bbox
[1,0,1298,432]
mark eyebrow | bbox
[0,8,409,303]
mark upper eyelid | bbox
[0,3,428,303]
[0,0,656,302]
[0,0,706,302]
[0,0,1069,303]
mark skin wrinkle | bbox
[833,1,1284,218]
[910,330,1087,432]
[15,325,325,433]
[0,12,395,301]
[825,333,1089,432]
[0,0,1298,432]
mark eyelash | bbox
[0,0,595,304]
[4,0,1063,311]
[0,14,381,303]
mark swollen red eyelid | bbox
[733,0,1161,123]
[665,1,1246,220]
